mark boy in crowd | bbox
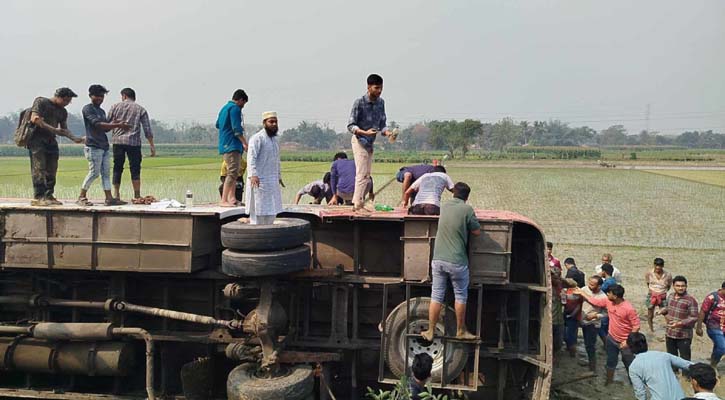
[627,332,692,400]
[696,281,725,369]
[645,257,673,332]
[657,275,698,370]
[409,353,433,400]
[575,284,640,385]
[595,252,622,283]
[580,275,607,372]
[683,363,721,400]
[564,257,585,288]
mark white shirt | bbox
[581,287,608,327]
[245,129,282,217]
[410,172,454,207]
[595,263,623,284]
[694,393,722,400]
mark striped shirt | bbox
[107,99,153,146]
[663,292,698,339]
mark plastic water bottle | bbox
[185,190,194,208]
[374,204,394,212]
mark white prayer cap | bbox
[262,111,278,121]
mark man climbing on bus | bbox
[421,182,481,341]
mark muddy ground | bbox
[550,260,725,399]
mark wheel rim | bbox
[397,319,447,375]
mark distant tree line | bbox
[1,112,722,156]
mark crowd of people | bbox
[548,244,724,399]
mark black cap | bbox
[55,87,78,98]
[88,84,109,96]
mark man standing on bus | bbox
[421,182,481,341]
[347,73,394,212]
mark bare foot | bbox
[456,330,478,340]
[219,201,236,208]
[420,329,435,342]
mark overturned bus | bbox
[0,201,552,399]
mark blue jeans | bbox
[581,324,598,362]
[707,328,725,363]
[564,316,579,348]
[82,146,111,191]
[605,335,634,371]
[430,260,469,304]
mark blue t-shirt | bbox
[216,101,244,155]
[330,159,356,194]
[601,277,617,293]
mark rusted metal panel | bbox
[402,220,436,281]
[468,222,512,284]
[1,207,220,273]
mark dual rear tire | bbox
[220,218,311,277]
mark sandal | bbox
[75,197,94,207]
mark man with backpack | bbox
[696,281,725,369]
[21,88,85,206]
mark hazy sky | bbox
[1,0,724,135]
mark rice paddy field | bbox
[0,155,724,398]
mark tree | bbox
[488,117,521,151]
[428,119,483,158]
[280,121,340,149]
[598,125,628,146]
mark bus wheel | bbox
[383,297,467,383]
[227,363,313,400]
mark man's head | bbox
[719,281,725,296]
[411,353,433,383]
[333,152,348,161]
[53,87,78,107]
[653,257,665,273]
[432,165,446,173]
[546,242,553,257]
[232,89,248,108]
[366,74,383,100]
[626,332,648,355]
[323,172,331,185]
[588,275,603,293]
[564,257,575,269]
[601,253,613,264]
[120,88,136,101]
[600,263,614,278]
[689,362,718,393]
[606,284,624,302]
[88,84,109,106]
[452,182,471,202]
[672,275,688,296]
[262,111,278,136]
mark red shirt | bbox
[588,296,641,342]
[701,292,725,331]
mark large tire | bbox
[222,246,311,277]
[227,363,313,400]
[222,218,310,251]
[384,297,468,383]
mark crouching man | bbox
[421,182,481,341]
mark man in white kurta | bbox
[245,112,283,225]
